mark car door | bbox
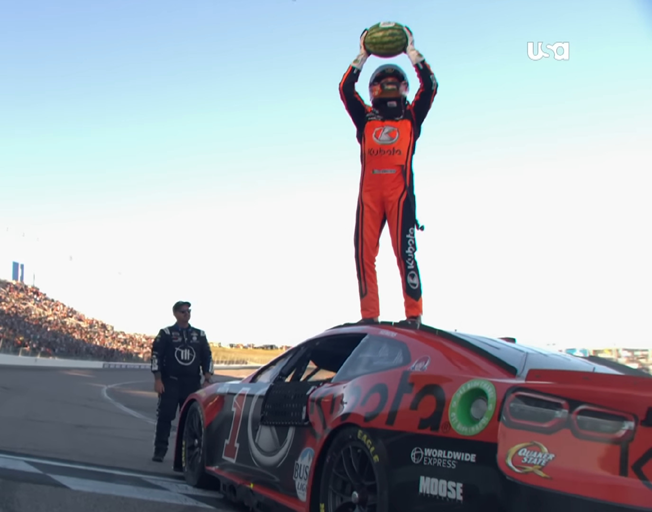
[232,333,369,500]
[204,348,300,473]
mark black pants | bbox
[154,375,200,452]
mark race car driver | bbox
[150,300,213,462]
[339,26,438,326]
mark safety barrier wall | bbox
[0,353,105,368]
[0,353,262,371]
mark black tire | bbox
[182,401,214,489]
[316,426,390,512]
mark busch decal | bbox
[293,447,314,502]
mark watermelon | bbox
[364,22,408,58]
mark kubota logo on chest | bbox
[372,126,400,145]
[367,147,402,157]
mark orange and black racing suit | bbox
[339,61,438,320]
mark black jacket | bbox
[150,324,213,378]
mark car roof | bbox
[327,320,640,378]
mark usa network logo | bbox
[527,42,569,61]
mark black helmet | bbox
[369,64,409,104]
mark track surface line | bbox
[0,452,182,483]
[101,380,157,425]
[0,367,240,512]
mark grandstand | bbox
[2,276,649,372]
[0,278,153,362]
[0,278,286,366]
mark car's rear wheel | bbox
[182,401,213,489]
[317,426,389,512]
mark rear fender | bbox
[496,370,652,509]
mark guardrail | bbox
[0,353,262,371]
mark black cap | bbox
[173,301,191,313]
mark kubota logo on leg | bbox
[404,227,419,290]
[407,271,419,290]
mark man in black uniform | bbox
[150,300,213,462]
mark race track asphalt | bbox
[0,366,243,512]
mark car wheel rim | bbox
[184,410,203,472]
[326,444,378,512]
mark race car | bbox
[171,320,652,512]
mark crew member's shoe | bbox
[357,317,379,324]
[152,447,166,462]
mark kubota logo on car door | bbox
[373,126,399,145]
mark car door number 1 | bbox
[222,388,250,462]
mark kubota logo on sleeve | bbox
[506,441,555,478]
[372,126,400,145]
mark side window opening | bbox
[257,333,409,427]
[257,333,369,426]
[252,332,411,387]
[278,333,368,384]
[250,349,296,384]
[332,334,411,383]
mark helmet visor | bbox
[370,77,408,101]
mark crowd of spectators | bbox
[0,279,153,362]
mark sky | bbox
[1,0,651,350]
